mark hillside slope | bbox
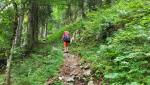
[68,0,150,84]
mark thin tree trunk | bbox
[39,26,43,39]
[44,23,48,38]
[5,1,19,84]
[5,44,14,85]
[5,53,12,85]
[33,3,39,44]
[5,22,21,84]
[15,14,24,46]
[39,25,44,39]
[15,2,24,47]
[11,1,18,46]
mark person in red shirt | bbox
[62,31,71,53]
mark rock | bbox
[83,69,91,76]
[66,76,75,82]
[80,63,90,69]
[84,64,90,69]
[88,81,94,85]
[80,65,83,69]
[58,76,63,80]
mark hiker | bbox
[62,31,71,53]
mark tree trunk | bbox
[15,13,24,46]
[15,1,25,47]
[5,2,19,84]
[44,23,48,38]
[33,3,39,44]
[26,0,39,51]
[5,46,14,85]
[5,23,22,84]
[39,24,45,39]
[39,26,43,39]
[11,2,18,46]
[39,22,48,39]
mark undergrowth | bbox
[0,74,4,84]
[11,43,63,85]
[70,0,150,84]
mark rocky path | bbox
[46,52,102,85]
[58,53,93,85]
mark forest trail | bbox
[60,53,87,85]
[46,52,93,85]
[46,52,91,85]
[57,53,102,85]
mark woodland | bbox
[0,0,150,85]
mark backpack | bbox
[63,34,70,42]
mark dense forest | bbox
[0,0,150,85]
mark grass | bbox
[11,43,64,85]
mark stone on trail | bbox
[58,76,63,80]
[59,53,93,85]
[80,63,90,69]
[83,69,91,76]
[84,64,90,69]
[66,76,75,82]
[88,81,94,85]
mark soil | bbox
[46,53,103,85]
[59,53,87,85]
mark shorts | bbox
[64,42,69,47]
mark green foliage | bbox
[47,20,84,42]
[0,6,14,47]
[0,74,4,84]
[70,0,150,84]
[11,44,63,85]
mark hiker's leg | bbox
[66,47,68,52]
[66,42,69,52]
[64,42,68,53]
[64,42,66,52]
[64,47,67,52]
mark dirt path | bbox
[59,53,93,85]
[46,52,102,85]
